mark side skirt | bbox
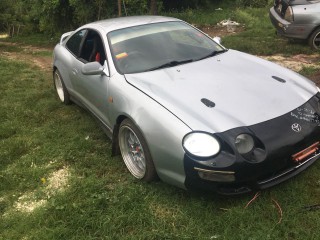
[70,95,115,141]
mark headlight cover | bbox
[284,6,293,22]
[235,134,255,154]
[183,132,220,158]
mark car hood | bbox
[125,50,317,133]
[286,0,319,5]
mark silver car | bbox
[53,16,320,195]
[269,0,320,49]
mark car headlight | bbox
[317,86,320,92]
[183,132,220,157]
[235,134,255,154]
[284,6,293,23]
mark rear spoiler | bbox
[60,31,74,44]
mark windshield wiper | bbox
[197,49,228,61]
[146,59,194,71]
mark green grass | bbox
[29,50,53,57]
[0,42,23,52]
[167,7,236,26]
[0,33,58,49]
[299,66,320,77]
[1,45,320,240]
[1,5,320,239]
[0,42,52,57]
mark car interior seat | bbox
[89,35,99,62]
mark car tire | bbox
[53,69,71,105]
[119,119,157,182]
[308,27,320,50]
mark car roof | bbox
[82,16,181,33]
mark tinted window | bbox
[108,22,224,74]
[66,30,87,56]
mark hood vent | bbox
[272,76,286,83]
[201,98,215,108]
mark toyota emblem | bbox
[292,123,302,132]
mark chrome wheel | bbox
[309,28,320,50]
[313,32,320,49]
[119,125,146,179]
[53,69,71,105]
[54,71,65,102]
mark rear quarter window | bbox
[66,30,87,56]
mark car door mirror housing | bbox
[103,60,110,77]
[81,62,104,75]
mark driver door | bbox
[69,30,111,128]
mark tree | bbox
[0,0,215,36]
[0,0,28,36]
[118,0,122,16]
[150,0,157,15]
[96,0,104,20]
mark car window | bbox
[168,29,212,49]
[108,21,224,74]
[66,29,87,57]
[79,30,106,65]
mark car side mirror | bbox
[213,37,222,44]
[81,62,104,76]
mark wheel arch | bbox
[53,65,58,79]
[308,25,320,49]
[308,25,320,38]
[111,114,152,158]
[111,114,127,156]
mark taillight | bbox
[284,6,293,22]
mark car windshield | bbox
[108,21,225,74]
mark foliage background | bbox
[0,0,273,36]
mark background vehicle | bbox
[269,0,320,49]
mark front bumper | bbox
[269,7,312,40]
[184,93,320,195]
[257,152,319,189]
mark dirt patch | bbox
[260,54,320,72]
[309,71,320,86]
[198,25,245,37]
[46,168,70,195]
[1,51,52,71]
[0,41,52,71]
[14,167,70,213]
[260,54,320,85]
[3,167,70,215]
[0,41,52,52]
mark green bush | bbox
[123,0,149,15]
[162,0,210,10]
[236,0,272,8]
